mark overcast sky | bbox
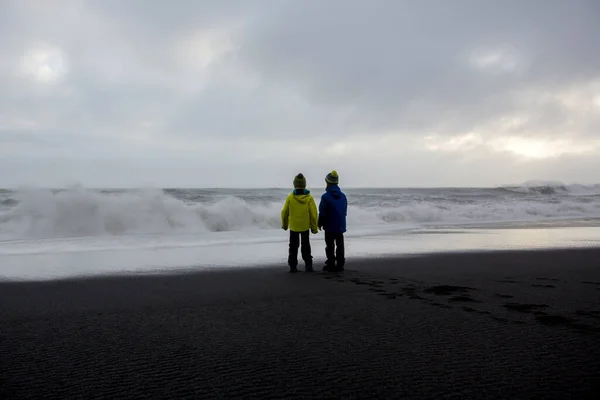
[1,0,600,188]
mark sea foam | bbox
[1,184,600,241]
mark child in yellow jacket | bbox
[281,173,319,273]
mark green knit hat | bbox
[293,173,306,189]
[325,170,339,185]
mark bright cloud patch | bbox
[18,45,68,84]
[489,136,596,159]
[424,134,597,160]
[423,133,484,152]
[468,45,523,74]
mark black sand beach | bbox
[1,248,600,399]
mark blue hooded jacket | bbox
[318,184,347,233]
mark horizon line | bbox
[0,183,590,191]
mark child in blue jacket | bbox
[318,170,348,272]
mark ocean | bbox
[1,182,600,280]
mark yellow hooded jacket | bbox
[281,190,319,233]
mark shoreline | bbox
[2,224,600,282]
[2,243,599,283]
[1,247,600,398]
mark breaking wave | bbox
[1,184,600,240]
[499,181,600,196]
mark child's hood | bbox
[326,184,342,199]
[292,189,311,204]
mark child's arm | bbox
[281,196,290,230]
[343,193,348,216]
[308,196,318,233]
[318,195,327,229]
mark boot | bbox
[323,261,335,272]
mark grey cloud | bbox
[165,79,357,140]
[7,0,600,141]
[86,0,264,31]
[1,0,600,187]
[236,0,600,136]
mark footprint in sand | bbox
[534,313,572,325]
[575,310,600,320]
[423,285,475,295]
[420,285,481,302]
[533,312,600,333]
[503,303,549,313]
[377,292,400,300]
[581,281,600,285]
[489,316,525,325]
[406,294,426,301]
[431,302,453,309]
[449,295,480,303]
[462,306,490,315]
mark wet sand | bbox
[1,248,600,399]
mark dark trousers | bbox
[288,230,312,268]
[325,231,345,267]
